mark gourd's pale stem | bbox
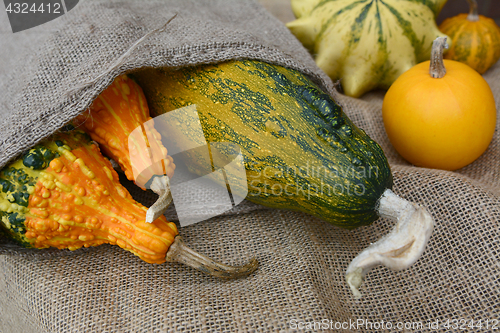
[166,236,259,278]
[467,0,479,22]
[146,175,172,223]
[108,160,172,223]
[345,189,434,299]
[429,37,449,79]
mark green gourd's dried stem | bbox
[345,189,434,298]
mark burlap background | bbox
[0,0,498,332]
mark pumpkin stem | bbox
[166,236,259,278]
[146,175,172,223]
[345,189,434,298]
[429,37,449,79]
[466,0,479,22]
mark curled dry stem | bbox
[146,175,173,223]
[345,189,434,298]
[166,236,259,278]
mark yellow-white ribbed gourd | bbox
[287,0,450,97]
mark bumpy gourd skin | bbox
[0,130,178,264]
[133,60,393,229]
[73,75,175,189]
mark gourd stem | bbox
[429,37,449,79]
[166,236,259,278]
[146,175,172,223]
[345,189,434,298]
[466,0,479,22]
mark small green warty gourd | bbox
[286,0,450,97]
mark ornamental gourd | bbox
[0,130,257,278]
[286,0,450,97]
[382,37,496,170]
[73,75,175,222]
[132,59,435,297]
[439,0,500,74]
[74,75,175,189]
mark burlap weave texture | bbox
[1,0,499,332]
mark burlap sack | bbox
[0,0,498,332]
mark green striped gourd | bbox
[133,60,392,229]
[132,60,435,297]
[286,0,449,97]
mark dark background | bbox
[437,0,500,24]
[259,0,500,27]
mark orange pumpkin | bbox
[439,0,500,73]
[382,37,497,171]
